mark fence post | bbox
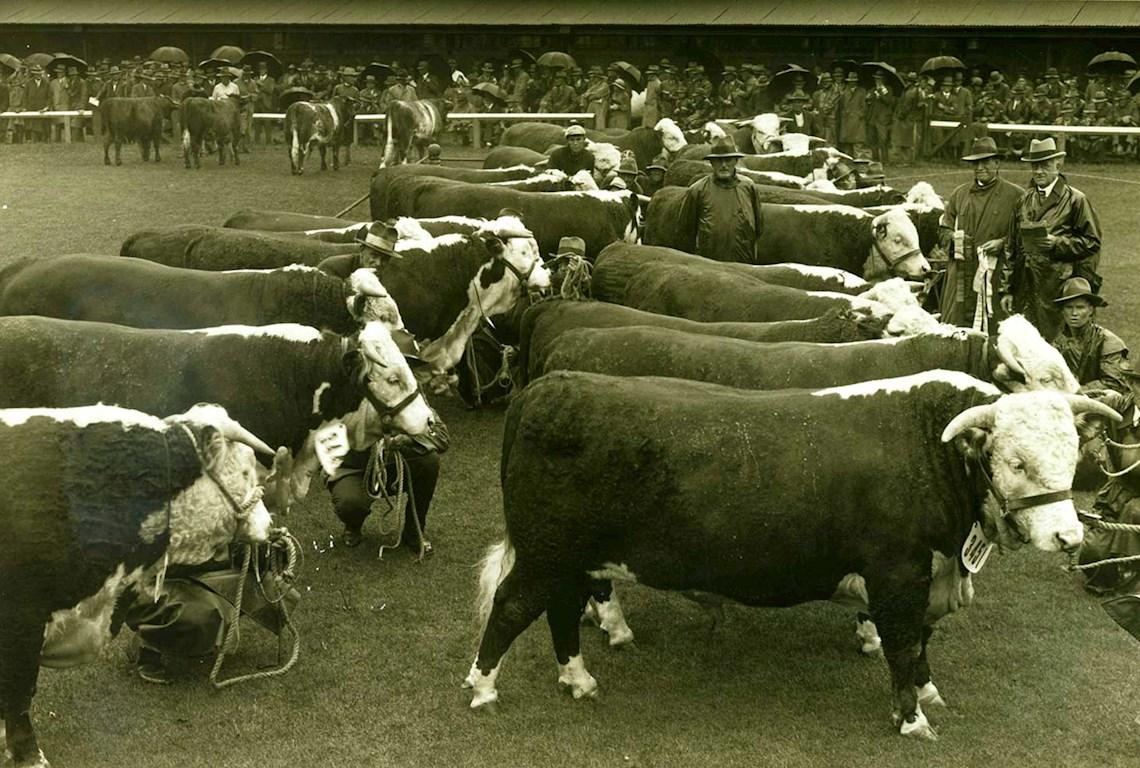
[472,119,482,148]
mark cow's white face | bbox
[702,121,727,141]
[994,315,1079,393]
[871,209,929,278]
[654,118,685,152]
[356,321,434,437]
[589,142,621,181]
[942,392,1122,552]
[750,113,781,153]
[472,234,550,318]
[777,132,812,154]
[347,269,406,330]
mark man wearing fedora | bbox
[1051,277,1129,394]
[23,64,50,142]
[937,136,1023,328]
[836,71,867,158]
[642,65,661,127]
[677,134,764,262]
[997,136,1102,340]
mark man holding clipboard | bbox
[996,137,1102,339]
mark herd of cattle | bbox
[2,115,1125,765]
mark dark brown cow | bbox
[100,96,175,166]
[285,97,355,174]
[181,96,241,169]
[379,99,448,168]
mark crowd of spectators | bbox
[2,52,1140,163]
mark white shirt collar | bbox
[1037,176,1059,197]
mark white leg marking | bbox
[595,593,635,647]
[469,662,501,709]
[917,681,947,708]
[556,655,598,700]
[899,702,938,741]
[855,616,882,655]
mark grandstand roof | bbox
[5,0,1140,27]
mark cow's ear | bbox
[478,231,505,255]
[347,294,368,320]
[198,425,228,472]
[874,221,887,239]
[342,348,366,380]
[952,427,989,462]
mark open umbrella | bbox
[198,58,233,71]
[920,55,965,75]
[149,46,189,64]
[23,52,54,68]
[279,87,315,110]
[612,61,642,89]
[415,52,452,83]
[357,62,393,88]
[537,51,577,70]
[471,82,508,108]
[860,61,904,94]
[768,65,816,102]
[241,50,282,78]
[1126,72,1140,95]
[1088,51,1137,76]
[508,49,537,68]
[209,45,246,64]
[49,54,88,75]
[0,53,21,74]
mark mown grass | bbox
[1,145,1138,768]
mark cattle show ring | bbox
[3,97,1140,768]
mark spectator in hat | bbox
[416,59,444,100]
[642,64,662,126]
[643,153,668,196]
[504,58,530,113]
[836,71,867,158]
[211,68,240,101]
[580,65,610,126]
[717,65,744,119]
[812,71,841,146]
[23,65,51,142]
[234,67,258,153]
[936,137,1023,328]
[892,71,924,165]
[1050,277,1128,393]
[539,70,578,113]
[781,89,815,134]
[997,137,1102,339]
[607,76,631,130]
[677,134,765,262]
[547,123,594,176]
[614,151,643,194]
[928,74,960,160]
[865,70,896,163]
[253,61,277,145]
[1030,83,1056,125]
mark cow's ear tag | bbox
[315,422,350,475]
[961,522,994,574]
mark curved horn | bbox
[941,403,997,443]
[994,335,1028,378]
[348,268,388,298]
[219,420,275,456]
[1063,394,1123,423]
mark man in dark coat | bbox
[546,123,595,175]
[678,135,764,262]
[864,70,896,163]
[997,137,1102,340]
[836,71,867,157]
[23,64,51,142]
[937,137,1024,329]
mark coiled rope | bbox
[366,437,429,561]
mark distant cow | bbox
[285,96,355,174]
[181,96,241,169]
[0,402,273,768]
[100,96,175,166]
[379,99,448,168]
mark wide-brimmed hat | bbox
[961,136,1000,161]
[845,72,859,83]
[509,58,522,68]
[354,220,400,255]
[646,153,668,171]
[1021,137,1066,162]
[552,236,586,259]
[858,161,885,181]
[617,153,639,176]
[1054,277,1106,307]
[705,135,745,160]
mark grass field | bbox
[1,142,1138,768]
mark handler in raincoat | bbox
[997,137,1102,340]
[677,134,764,263]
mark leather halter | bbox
[972,454,1072,519]
[364,382,424,433]
[871,239,922,276]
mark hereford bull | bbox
[379,99,448,168]
[121,224,354,270]
[466,369,1119,741]
[482,146,547,169]
[0,316,436,518]
[645,196,929,280]
[369,163,572,218]
[0,256,400,335]
[370,176,639,259]
[516,299,886,384]
[100,96,175,166]
[0,403,274,768]
[661,164,905,206]
[285,96,355,174]
[181,96,241,169]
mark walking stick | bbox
[334,191,370,219]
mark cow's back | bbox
[755,204,873,272]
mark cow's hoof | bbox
[14,748,51,768]
[606,625,635,648]
[917,682,947,708]
[115,160,122,167]
[469,689,499,710]
[558,673,598,700]
[103,158,110,166]
[856,619,882,655]
[899,707,938,741]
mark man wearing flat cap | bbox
[677,135,764,262]
[996,137,1102,339]
[546,123,595,176]
[937,136,1023,328]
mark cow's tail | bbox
[475,536,515,635]
[181,127,191,156]
[379,109,395,169]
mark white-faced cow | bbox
[379,99,448,168]
[181,96,241,169]
[465,369,1119,741]
[285,96,355,174]
[0,403,274,768]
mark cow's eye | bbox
[387,375,401,386]
[1011,459,1026,473]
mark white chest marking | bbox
[42,564,144,668]
[587,562,639,583]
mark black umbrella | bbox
[415,53,451,83]
[920,55,965,75]
[508,49,537,68]
[241,50,282,78]
[0,53,22,74]
[210,45,246,64]
[537,51,577,70]
[149,46,189,64]
[49,54,88,75]
[612,61,642,90]
[198,58,233,71]
[1126,72,1140,95]
[279,87,315,110]
[768,66,817,103]
[356,62,393,88]
[471,82,508,107]
[1088,51,1137,76]
[860,61,904,95]
[23,52,54,68]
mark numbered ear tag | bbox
[314,422,350,475]
[961,522,994,574]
